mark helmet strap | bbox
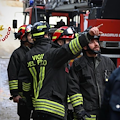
[86,45,101,54]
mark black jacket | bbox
[99,67,120,120]
[7,44,30,97]
[18,33,90,120]
[69,54,116,116]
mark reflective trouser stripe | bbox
[32,98,65,117]
[9,80,18,90]
[70,93,83,107]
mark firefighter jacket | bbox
[7,44,30,97]
[68,53,116,119]
[18,32,92,120]
[99,67,120,120]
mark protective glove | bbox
[76,108,91,120]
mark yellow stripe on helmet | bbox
[33,32,45,37]
[37,25,47,29]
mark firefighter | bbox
[7,24,34,120]
[52,26,77,46]
[99,67,120,120]
[52,26,78,120]
[68,35,116,120]
[18,22,103,120]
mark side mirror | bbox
[13,19,17,28]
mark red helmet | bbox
[14,24,32,40]
[52,26,75,42]
[18,25,27,40]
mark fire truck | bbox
[13,0,120,67]
[87,0,120,67]
[13,0,91,33]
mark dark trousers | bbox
[109,108,120,120]
[18,99,31,120]
[37,113,62,120]
[67,110,73,120]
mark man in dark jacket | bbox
[52,26,79,120]
[69,35,116,120]
[99,67,120,120]
[18,22,103,120]
[7,24,34,120]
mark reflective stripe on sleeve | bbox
[22,82,31,92]
[69,37,82,55]
[9,80,18,90]
[69,93,83,107]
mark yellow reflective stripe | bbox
[22,82,31,92]
[71,39,78,53]
[67,96,70,103]
[32,98,64,109]
[69,39,75,54]
[29,67,37,98]
[70,93,83,107]
[18,27,25,31]
[71,99,82,107]
[76,36,82,49]
[70,93,83,101]
[29,66,46,98]
[70,96,83,102]
[73,37,81,51]
[85,115,96,120]
[75,33,79,37]
[69,37,82,55]
[32,98,65,117]
[36,66,45,98]
[39,66,45,89]
[55,29,64,33]
[33,32,45,37]
[37,25,47,29]
[35,106,64,117]
[52,36,57,40]
[9,80,18,90]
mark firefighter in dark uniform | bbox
[18,22,103,120]
[99,67,120,120]
[51,26,79,120]
[7,24,34,120]
[68,35,116,120]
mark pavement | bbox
[0,58,19,120]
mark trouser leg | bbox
[18,100,31,120]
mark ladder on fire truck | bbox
[23,0,103,12]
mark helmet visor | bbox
[64,27,74,35]
[26,24,32,33]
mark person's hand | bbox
[76,108,91,120]
[13,95,22,103]
[89,24,103,36]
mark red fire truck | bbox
[13,0,120,67]
[87,0,120,67]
